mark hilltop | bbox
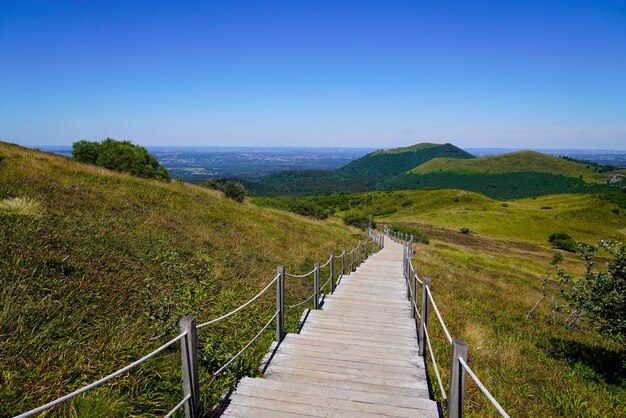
[0,142,364,416]
[335,142,474,179]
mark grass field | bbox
[409,225,626,417]
[0,142,368,417]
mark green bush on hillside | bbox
[388,223,429,244]
[72,138,170,180]
[558,241,626,343]
[460,227,471,234]
[548,232,578,252]
[222,180,247,203]
[343,213,375,230]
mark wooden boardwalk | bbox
[223,239,438,417]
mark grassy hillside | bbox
[0,142,366,417]
[254,189,626,416]
[410,150,610,182]
[336,142,474,179]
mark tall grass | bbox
[0,142,367,417]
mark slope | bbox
[0,142,364,417]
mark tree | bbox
[222,180,246,203]
[71,138,170,181]
[558,241,626,343]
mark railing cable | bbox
[164,394,191,418]
[14,332,187,418]
[423,323,447,401]
[199,311,279,388]
[459,358,511,418]
[425,285,453,344]
[196,274,279,330]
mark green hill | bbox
[336,142,474,179]
[245,142,475,195]
[370,150,623,199]
[0,142,364,416]
[410,150,608,182]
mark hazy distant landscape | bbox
[39,145,626,183]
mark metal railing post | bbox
[342,250,346,276]
[276,265,285,342]
[448,340,469,418]
[357,241,361,266]
[314,262,320,309]
[419,276,430,356]
[351,247,355,271]
[365,239,368,258]
[180,316,200,418]
[404,250,410,299]
[330,251,336,293]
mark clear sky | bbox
[1,0,625,149]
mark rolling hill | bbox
[374,150,622,199]
[0,142,365,416]
[245,142,475,195]
[410,150,608,182]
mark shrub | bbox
[460,227,471,234]
[388,223,429,244]
[501,203,509,207]
[401,199,414,206]
[343,213,374,230]
[541,206,552,210]
[551,251,564,265]
[612,208,620,214]
[72,138,170,181]
[222,180,246,203]
[558,241,626,343]
[548,232,577,252]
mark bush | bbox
[548,232,578,252]
[222,180,246,203]
[401,199,414,206]
[501,202,509,207]
[551,251,564,265]
[343,213,374,230]
[613,208,620,214]
[388,223,429,244]
[460,227,471,234]
[558,241,626,343]
[72,138,170,181]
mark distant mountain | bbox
[336,142,474,180]
[245,142,475,195]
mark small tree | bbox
[558,241,626,343]
[222,180,246,203]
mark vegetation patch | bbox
[72,138,170,180]
[0,197,43,217]
[548,232,578,252]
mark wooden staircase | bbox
[222,239,438,417]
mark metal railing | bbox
[15,230,385,418]
[385,227,510,418]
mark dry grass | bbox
[0,196,43,216]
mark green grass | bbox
[0,142,370,417]
[410,226,626,417]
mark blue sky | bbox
[1,0,625,149]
